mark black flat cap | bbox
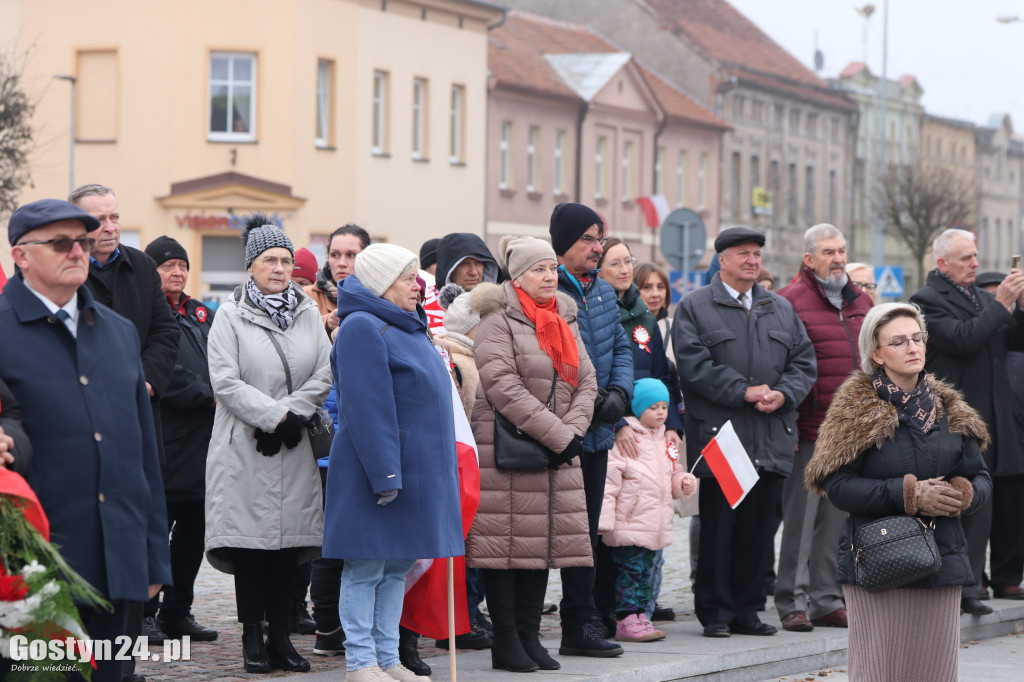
[976,271,1006,288]
[8,199,101,246]
[714,226,765,253]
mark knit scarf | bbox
[937,271,980,310]
[514,286,579,387]
[872,367,936,433]
[246,278,298,330]
[315,265,338,303]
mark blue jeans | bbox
[339,558,416,672]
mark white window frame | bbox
[449,84,464,164]
[654,146,664,196]
[527,125,539,192]
[553,130,565,195]
[412,77,426,160]
[372,70,388,155]
[316,59,331,148]
[676,151,687,207]
[499,122,512,189]
[208,52,256,142]
[698,153,708,210]
[595,137,606,199]
[622,141,634,200]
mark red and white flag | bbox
[700,420,759,508]
[0,262,7,293]
[635,194,670,229]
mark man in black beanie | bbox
[419,238,440,276]
[549,203,633,657]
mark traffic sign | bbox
[669,270,706,304]
[660,209,706,274]
[875,266,904,298]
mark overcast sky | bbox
[727,0,1024,131]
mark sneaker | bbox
[558,621,623,657]
[435,623,492,650]
[383,663,431,682]
[140,616,167,645]
[313,626,345,656]
[614,613,665,642]
[345,665,394,682]
[156,614,218,642]
[475,613,493,633]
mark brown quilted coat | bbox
[465,282,598,569]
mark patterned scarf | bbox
[872,367,936,432]
[315,265,338,303]
[246,278,298,330]
[514,286,579,387]
[938,271,980,310]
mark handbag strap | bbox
[262,327,294,394]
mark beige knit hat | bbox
[355,243,418,297]
[500,235,557,281]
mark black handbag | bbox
[492,371,557,472]
[852,515,942,592]
[263,328,335,459]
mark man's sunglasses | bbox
[17,237,96,253]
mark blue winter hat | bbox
[631,378,669,417]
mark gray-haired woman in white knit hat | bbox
[204,213,332,674]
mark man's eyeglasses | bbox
[881,331,928,351]
[577,235,608,247]
[17,237,96,253]
[851,280,878,291]
[604,257,637,270]
[258,256,295,268]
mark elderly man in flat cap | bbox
[672,227,815,638]
[0,199,170,682]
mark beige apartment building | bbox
[485,11,728,264]
[0,0,501,298]
[975,114,1024,272]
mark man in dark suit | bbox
[0,199,171,682]
[910,228,1024,615]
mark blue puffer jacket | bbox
[557,266,634,452]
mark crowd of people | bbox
[0,186,1021,682]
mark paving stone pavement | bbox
[135,516,701,680]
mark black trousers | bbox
[990,474,1024,592]
[482,569,549,638]
[560,449,607,631]
[233,548,301,625]
[310,466,344,632]
[144,499,206,621]
[73,601,130,682]
[694,474,782,626]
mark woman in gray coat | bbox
[205,215,332,674]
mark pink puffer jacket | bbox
[599,416,690,551]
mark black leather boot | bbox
[399,626,431,676]
[519,632,559,670]
[491,631,539,673]
[266,623,311,672]
[242,622,270,674]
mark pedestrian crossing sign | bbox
[874,266,904,298]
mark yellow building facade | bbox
[1,0,500,298]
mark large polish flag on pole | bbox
[700,420,759,509]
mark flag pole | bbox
[448,557,457,682]
[688,454,704,474]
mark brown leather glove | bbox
[903,474,962,516]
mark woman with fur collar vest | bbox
[465,236,598,673]
[805,302,991,682]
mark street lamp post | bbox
[54,75,77,196]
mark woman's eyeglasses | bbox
[258,256,295,268]
[851,280,878,291]
[17,237,96,253]
[881,331,928,351]
[604,257,637,270]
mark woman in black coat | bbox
[806,302,991,682]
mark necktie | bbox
[737,292,747,309]
[55,309,70,321]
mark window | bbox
[698,153,708,210]
[622,141,634,200]
[526,125,539,192]
[749,156,760,218]
[774,104,784,132]
[316,59,333,148]
[787,163,797,225]
[805,165,815,225]
[372,70,389,155]
[789,108,801,133]
[806,113,818,137]
[831,117,840,143]
[450,85,465,163]
[499,122,512,189]
[77,49,118,142]
[676,151,687,208]
[595,137,607,199]
[208,52,256,142]
[733,95,745,119]
[412,78,427,159]
[731,152,742,217]
[769,160,779,219]
[829,169,837,223]
[553,130,566,195]
[654,146,664,196]
[751,100,764,124]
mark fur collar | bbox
[468,281,578,321]
[805,371,989,494]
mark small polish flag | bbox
[635,194,670,229]
[700,420,759,508]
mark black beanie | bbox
[420,237,440,269]
[145,235,189,269]
[549,203,603,255]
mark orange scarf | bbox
[514,286,579,387]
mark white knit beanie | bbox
[438,283,481,335]
[355,243,418,297]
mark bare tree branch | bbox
[0,50,34,216]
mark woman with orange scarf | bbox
[465,236,598,673]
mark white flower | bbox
[20,561,45,578]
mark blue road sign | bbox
[875,266,904,298]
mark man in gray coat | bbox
[673,227,816,638]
